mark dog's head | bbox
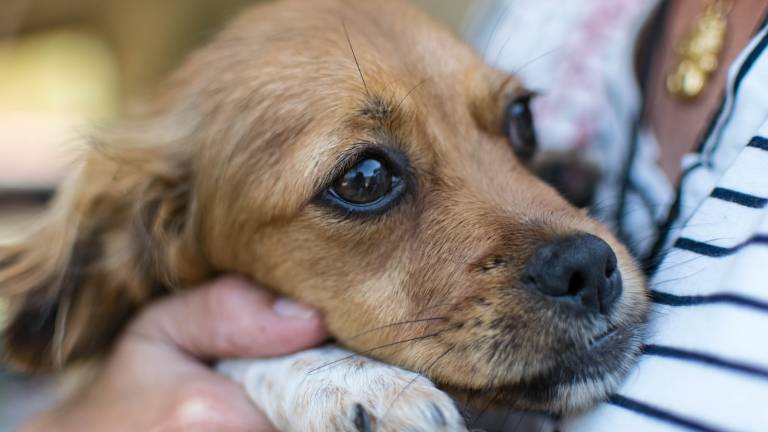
[0,0,648,414]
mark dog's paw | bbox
[339,372,464,432]
[218,346,466,432]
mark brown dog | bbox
[0,0,648,425]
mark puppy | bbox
[0,0,649,430]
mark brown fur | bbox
[0,0,647,413]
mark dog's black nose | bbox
[524,233,622,314]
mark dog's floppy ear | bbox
[0,121,209,373]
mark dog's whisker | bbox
[512,45,565,75]
[383,374,424,422]
[463,368,480,408]
[499,407,514,432]
[459,341,514,429]
[493,24,562,72]
[647,234,732,270]
[337,316,447,343]
[381,345,456,422]
[492,31,517,67]
[649,256,705,288]
[469,390,498,428]
[537,414,551,432]
[342,22,370,97]
[414,300,463,315]
[307,325,461,375]
[481,0,515,58]
[511,411,527,432]
[392,77,431,117]
[648,255,708,279]
[628,222,718,259]
[651,275,697,288]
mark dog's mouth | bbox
[507,322,643,414]
[446,319,645,415]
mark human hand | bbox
[22,277,328,432]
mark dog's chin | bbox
[450,323,646,416]
[508,323,646,414]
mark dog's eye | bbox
[332,159,393,204]
[503,96,538,161]
[326,157,405,213]
[320,149,408,216]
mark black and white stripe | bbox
[651,290,768,314]
[608,395,724,432]
[642,345,768,381]
[673,235,768,258]
[709,187,767,208]
[747,136,768,151]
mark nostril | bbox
[567,271,586,296]
[605,258,616,278]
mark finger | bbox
[128,276,328,359]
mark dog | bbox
[0,0,649,430]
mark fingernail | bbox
[273,298,317,320]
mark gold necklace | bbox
[666,0,734,100]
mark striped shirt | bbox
[468,1,768,430]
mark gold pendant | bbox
[666,0,731,100]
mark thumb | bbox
[129,276,328,359]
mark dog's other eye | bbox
[503,96,538,161]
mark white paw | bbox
[218,346,466,432]
[335,370,465,432]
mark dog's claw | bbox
[353,403,374,432]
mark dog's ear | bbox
[0,122,209,373]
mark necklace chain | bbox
[666,0,735,100]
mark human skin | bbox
[21,277,328,432]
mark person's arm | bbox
[22,276,327,432]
